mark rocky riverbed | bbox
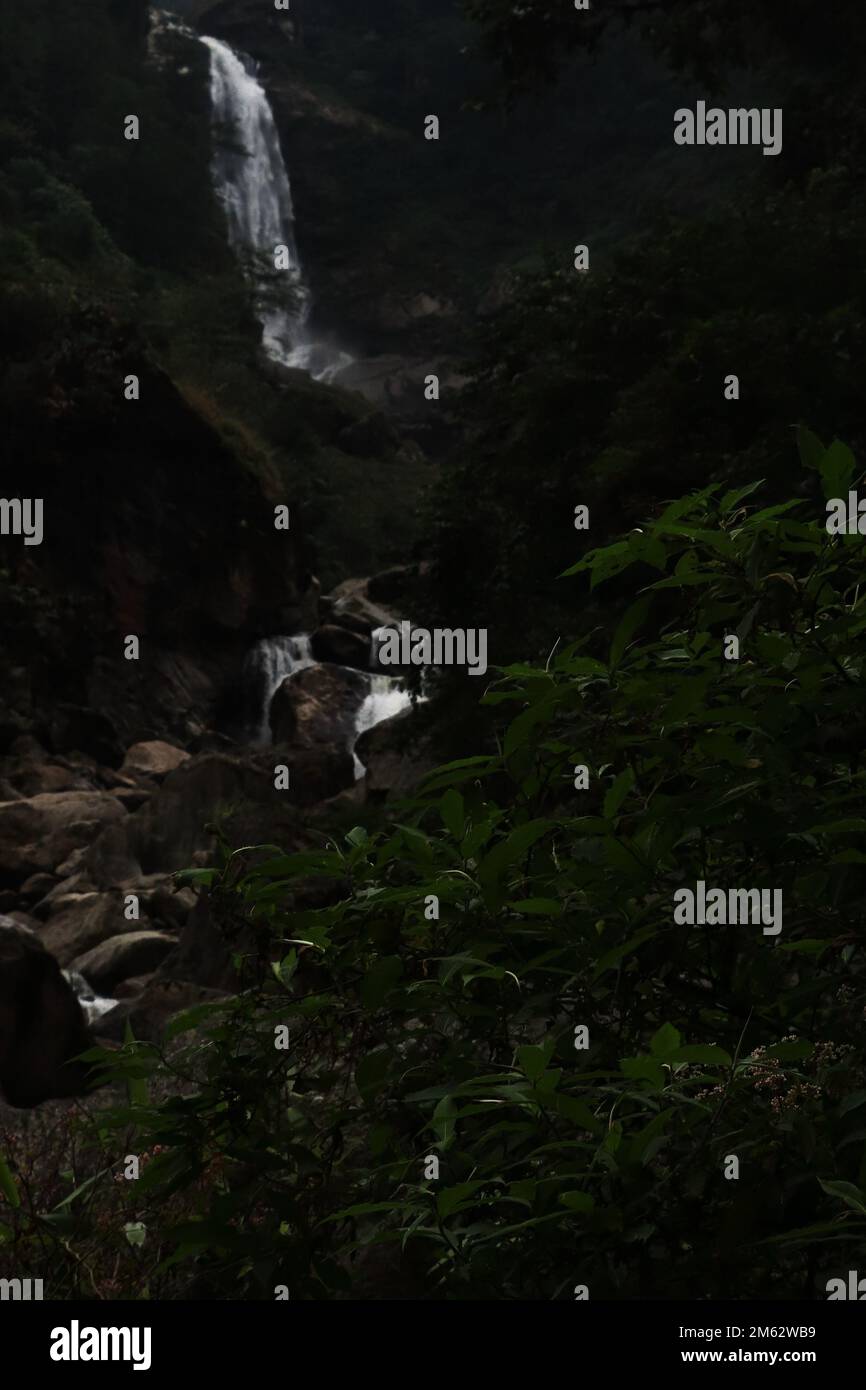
[0,567,437,1109]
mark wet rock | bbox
[98,978,231,1045]
[0,791,127,884]
[0,917,94,1108]
[113,786,152,812]
[355,705,437,800]
[125,750,331,873]
[121,740,191,781]
[40,891,146,966]
[70,931,176,992]
[269,663,369,749]
[311,623,371,670]
[19,872,58,901]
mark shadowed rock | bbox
[0,918,94,1109]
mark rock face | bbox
[70,931,176,992]
[269,663,369,750]
[2,298,317,762]
[0,791,127,885]
[121,741,191,780]
[355,705,437,801]
[40,892,138,966]
[310,624,371,670]
[0,919,94,1108]
[328,576,400,631]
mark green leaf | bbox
[271,950,298,989]
[517,1041,554,1081]
[796,425,825,472]
[504,697,556,757]
[620,1056,666,1087]
[650,1023,682,1057]
[610,595,652,668]
[818,1179,866,1216]
[506,897,562,916]
[478,819,553,892]
[355,1048,391,1101]
[720,479,765,513]
[437,1182,488,1219]
[439,788,465,840]
[603,768,635,820]
[164,1002,228,1040]
[124,1221,147,1248]
[819,440,856,502]
[361,956,403,1010]
[559,1191,595,1213]
[174,868,218,890]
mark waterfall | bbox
[243,634,314,744]
[352,675,414,779]
[64,970,119,1027]
[202,36,352,384]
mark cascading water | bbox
[202,35,352,384]
[64,970,119,1027]
[241,631,414,775]
[242,634,314,744]
[352,675,413,780]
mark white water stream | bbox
[202,35,352,383]
[243,635,412,774]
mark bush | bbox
[4,435,866,1299]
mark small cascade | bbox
[352,675,414,779]
[241,633,417,774]
[64,970,119,1027]
[242,634,314,744]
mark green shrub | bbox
[6,438,866,1299]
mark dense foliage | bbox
[4,441,866,1298]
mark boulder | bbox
[71,931,176,991]
[6,761,93,797]
[311,624,371,670]
[355,706,437,799]
[121,740,191,780]
[0,918,94,1108]
[0,791,127,884]
[156,891,244,991]
[112,786,152,812]
[19,872,58,902]
[83,820,143,888]
[325,607,374,638]
[269,663,369,750]
[40,891,142,966]
[335,590,397,631]
[98,979,231,1045]
[125,750,335,872]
